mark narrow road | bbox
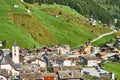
[72,29,117,49]
[90,29,117,43]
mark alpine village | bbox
[0,0,120,80]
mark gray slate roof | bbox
[0,51,22,71]
[58,70,82,79]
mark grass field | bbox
[0,0,40,49]
[104,62,120,79]
[0,0,112,48]
[30,4,111,48]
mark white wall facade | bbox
[12,45,20,64]
[87,60,100,67]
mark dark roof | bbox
[0,50,4,63]
[82,54,98,60]
[0,69,9,78]
[20,72,42,80]
[53,66,82,73]
[48,54,68,60]
[26,57,45,63]
[0,53,22,71]
[58,70,82,79]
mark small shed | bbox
[13,4,18,8]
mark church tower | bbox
[12,41,20,64]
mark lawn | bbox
[104,62,120,79]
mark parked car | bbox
[83,71,89,74]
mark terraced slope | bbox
[0,0,111,48]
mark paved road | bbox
[82,68,109,77]
[91,29,117,43]
[72,29,117,50]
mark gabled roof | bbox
[20,72,42,80]
[82,54,98,60]
[0,52,22,71]
[58,70,82,79]
[0,69,9,78]
[53,66,82,73]
[43,73,57,78]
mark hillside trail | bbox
[72,29,117,50]
[90,29,117,43]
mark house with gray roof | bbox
[0,46,22,77]
[58,70,83,80]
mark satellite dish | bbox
[0,50,3,63]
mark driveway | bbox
[82,68,109,77]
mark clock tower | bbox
[12,41,20,64]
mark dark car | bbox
[83,71,90,74]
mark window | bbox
[14,53,16,56]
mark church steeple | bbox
[12,41,20,64]
[13,41,18,46]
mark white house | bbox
[63,60,76,66]
[30,59,46,68]
[82,54,101,67]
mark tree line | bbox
[24,0,115,24]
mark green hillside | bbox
[0,0,111,48]
[0,0,40,49]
